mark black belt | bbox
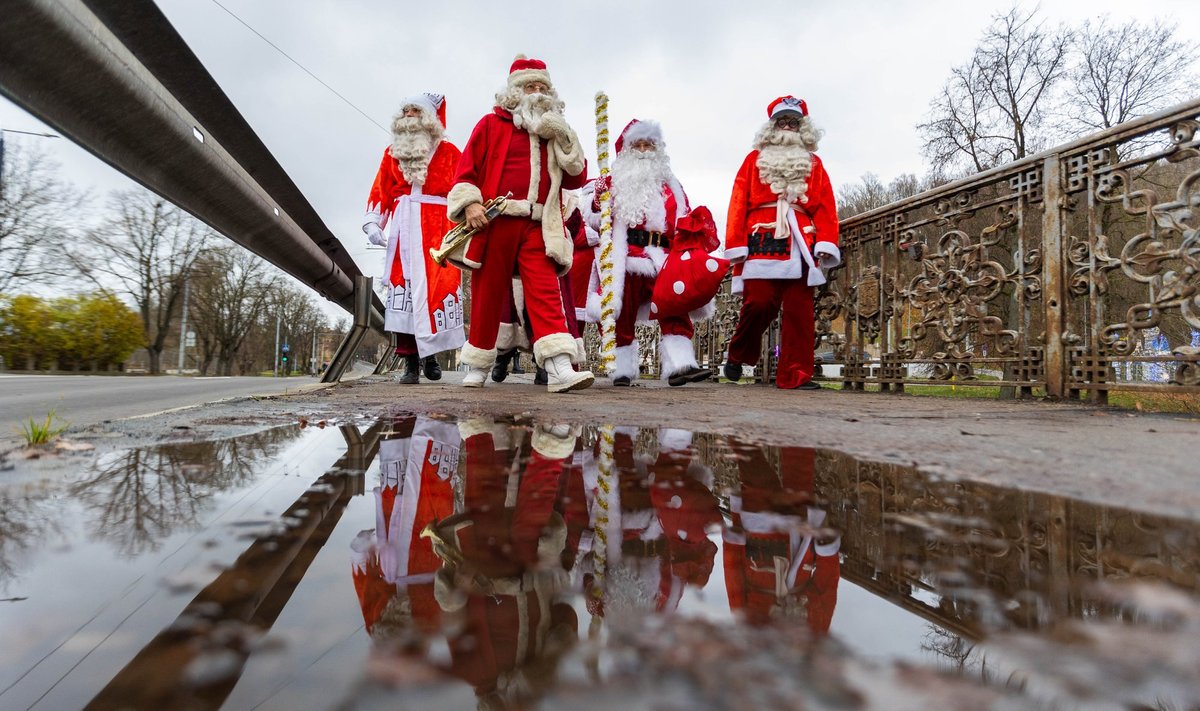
[628,229,670,248]
[748,231,790,257]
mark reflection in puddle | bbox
[0,416,1197,709]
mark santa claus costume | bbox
[446,55,593,393]
[424,417,579,708]
[362,93,465,384]
[350,415,460,640]
[723,445,841,633]
[724,96,840,390]
[585,120,715,386]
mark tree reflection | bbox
[69,426,304,556]
[0,488,63,592]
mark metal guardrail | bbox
[0,0,385,337]
[819,97,1200,400]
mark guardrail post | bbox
[321,276,373,383]
[1041,155,1067,399]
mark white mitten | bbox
[364,223,387,247]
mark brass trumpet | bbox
[429,192,513,266]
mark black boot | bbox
[723,361,743,383]
[492,350,513,382]
[668,366,713,387]
[423,355,442,381]
[534,366,548,386]
[398,354,420,384]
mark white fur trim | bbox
[447,182,482,223]
[575,306,590,321]
[614,342,639,379]
[573,337,586,365]
[508,68,551,88]
[689,298,717,323]
[526,132,541,203]
[620,120,664,148]
[725,246,749,263]
[814,537,843,557]
[625,256,659,277]
[496,322,531,352]
[532,332,578,365]
[659,334,698,378]
[814,241,842,268]
[458,417,511,448]
[460,342,497,368]
[658,428,692,451]
[532,427,577,460]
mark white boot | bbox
[543,354,594,393]
[462,367,488,388]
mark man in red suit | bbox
[723,96,841,390]
[363,93,465,384]
[723,445,840,634]
[586,120,713,387]
[446,55,593,393]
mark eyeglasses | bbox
[774,117,802,129]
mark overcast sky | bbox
[3,0,1198,319]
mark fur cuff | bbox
[458,417,511,448]
[496,322,531,352]
[815,536,843,557]
[814,241,842,268]
[658,428,692,452]
[724,246,749,263]
[689,298,717,323]
[614,342,639,379]
[447,182,482,223]
[573,337,586,365]
[532,424,579,460]
[460,342,497,368]
[659,334,698,377]
[533,332,578,365]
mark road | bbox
[0,373,330,447]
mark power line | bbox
[206,0,389,135]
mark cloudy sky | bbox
[3,0,1198,317]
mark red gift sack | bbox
[650,206,729,319]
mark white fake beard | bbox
[754,123,815,202]
[610,149,671,230]
[512,91,564,138]
[389,114,442,186]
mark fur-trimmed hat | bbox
[767,95,808,119]
[615,119,664,154]
[507,54,552,90]
[402,92,447,127]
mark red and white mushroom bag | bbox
[650,206,729,320]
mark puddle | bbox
[1,416,1198,710]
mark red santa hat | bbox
[402,92,447,127]
[507,54,552,90]
[614,119,664,155]
[767,95,808,119]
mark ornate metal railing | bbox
[819,97,1200,401]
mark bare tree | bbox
[189,244,278,376]
[1062,17,1199,134]
[919,6,1071,174]
[73,190,212,373]
[837,172,929,218]
[0,141,81,293]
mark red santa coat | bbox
[724,150,840,293]
[446,107,588,271]
[364,141,466,355]
[723,446,840,633]
[351,418,459,636]
[584,173,689,323]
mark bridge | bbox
[2,0,1197,401]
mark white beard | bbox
[611,149,672,230]
[754,124,814,202]
[389,114,442,186]
[511,92,563,139]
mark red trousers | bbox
[469,217,572,354]
[616,274,693,347]
[393,332,418,357]
[727,277,815,389]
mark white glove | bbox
[537,112,570,141]
[364,223,386,247]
